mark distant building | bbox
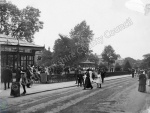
[115,58,124,66]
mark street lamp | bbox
[16,36,19,69]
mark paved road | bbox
[1,76,146,113]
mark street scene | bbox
[1,75,150,113]
[1,0,150,113]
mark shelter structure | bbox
[79,59,95,71]
[0,34,44,83]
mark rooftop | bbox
[0,34,44,49]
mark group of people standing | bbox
[1,65,41,95]
[75,68,106,90]
[15,65,42,95]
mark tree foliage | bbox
[98,63,108,71]
[52,21,94,66]
[101,45,120,67]
[140,53,150,69]
[123,60,132,71]
[70,20,94,53]
[115,63,122,71]
[0,2,43,42]
[88,53,99,66]
[53,34,73,65]
[37,48,53,66]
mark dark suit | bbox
[101,71,106,83]
[2,68,12,90]
[16,69,21,82]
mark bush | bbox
[106,71,131,77]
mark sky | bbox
[8,0,150,60]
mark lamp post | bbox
[16,36,19,69]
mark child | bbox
[96,71,102,88]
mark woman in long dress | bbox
[138,70,147,92]
[96,71,102,88]
[83,69,93,90]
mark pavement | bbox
[0,74,131,98]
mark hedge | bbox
[106,71,131,77]
[46,71,131,83]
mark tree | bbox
[0,2,20,35]
[70,20,94,55]
[0,2,43,42]
[52,21,94,66]
[115,63,122,71]
[140,53,150,69]
[101,45,120,70]
[123,60,132,71]
[53,34,73,65]
[98,63,108,71]
[123,57,136,67]
[38,48,53,66]
[88,53,99,67]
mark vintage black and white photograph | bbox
[0,0,150,113]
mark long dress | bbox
[84,72,93,89]
[138,73,146,92]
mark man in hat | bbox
[16,66,21,82]
[131,68,135,78]
[2,65,12,90]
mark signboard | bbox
[1,46,32,53]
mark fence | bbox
[46,73,75,83]
[40,71,131,84]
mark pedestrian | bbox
[101,69,106,83]
[77,74,84,87]
[147,69,150,86]
[26,66,32,88]
[2,65,12,90]
[96,71,102,88]
[21,72,28,95]
[75,68,78,84]
[138,70,147,92]
[83,69,93,90]
[132,68,135,78]
[16,67,21,82]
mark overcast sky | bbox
[8,0,150,60]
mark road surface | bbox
[1,76,150,113]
